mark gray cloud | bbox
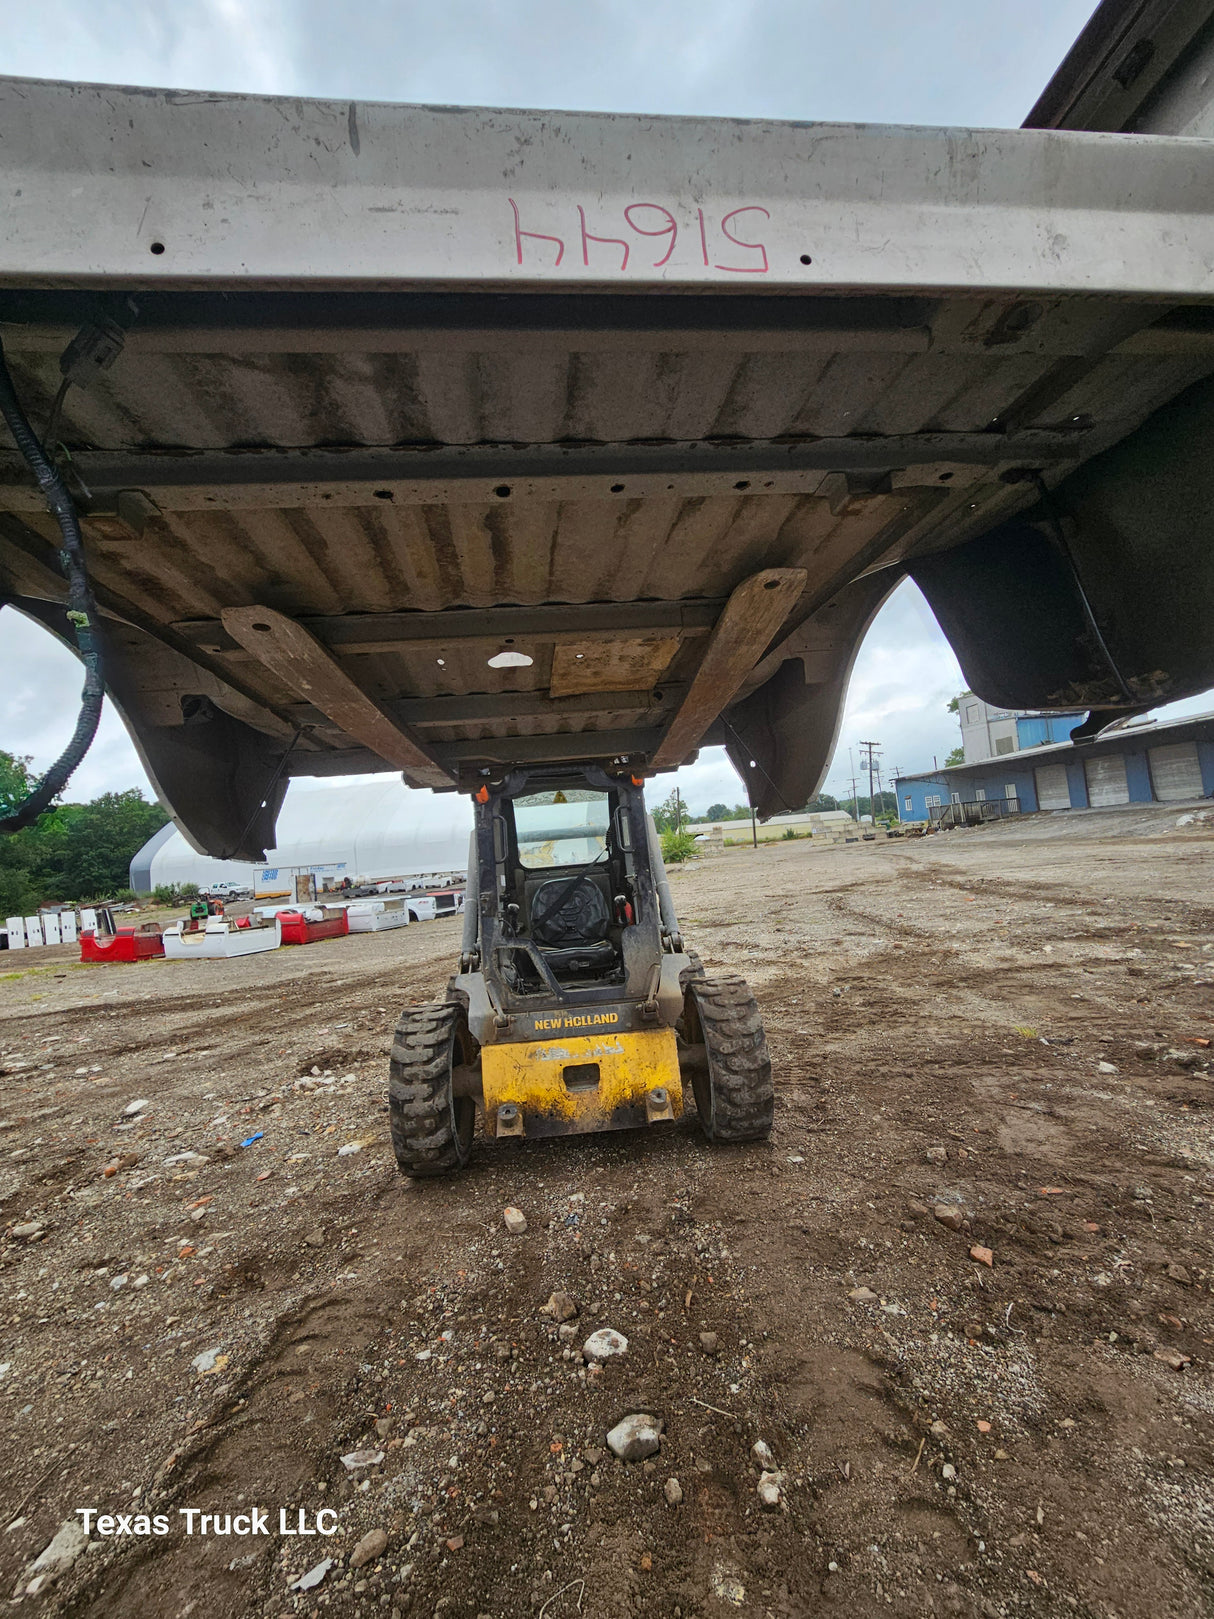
[7,0,1096,127]
[284,0,1097,129]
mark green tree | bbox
[39,790,168,902]
[0,831,38,917]
[944,747,965,767]
[704,802,730,821]
[651,790,684,834]
[0,753,168,911]
[0,751,34,818]
[803,794,838,812]
[0,753,39,916]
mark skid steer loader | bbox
[388,765,772,1176]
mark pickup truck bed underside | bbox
[0,81,1212,855]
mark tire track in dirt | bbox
[3,835,1214,1617]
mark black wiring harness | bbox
[0,334,105,832]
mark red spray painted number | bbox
[509,199,771,274]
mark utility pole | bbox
[745,764,758,848]
[674,786,682,833]
[847,746,860,822]
[859,740,880,824]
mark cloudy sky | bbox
[3,0,1211,818]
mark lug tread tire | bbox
[679,949,706,988]
[389,1003,474,1178]
[686,974,773,1143]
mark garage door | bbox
[1148,742,1203,802]
[1035,764,1071,811]
[1084,754,1130,807]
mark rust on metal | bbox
[221,605,454,788]
[651,568,807,768]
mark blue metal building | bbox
[1015,713,1084,749]
[895,712,1214,823]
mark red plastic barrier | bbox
[80,928,165,963]
[277,910,350,946]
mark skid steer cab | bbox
[388,765,773,1177]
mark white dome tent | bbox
[130,778,473,898]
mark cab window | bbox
[513,791,610,869]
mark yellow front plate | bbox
[480,1027,683,1138]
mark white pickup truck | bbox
[201,881,254,901]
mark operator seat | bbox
[528,874,616,973]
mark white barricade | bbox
[5,917,25,949]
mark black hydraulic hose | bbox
[0,335,104,832]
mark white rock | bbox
[941,1462,957,1481]
[582,1328,628,1362]
[757,1471,785,1510]
[190,1346,222,1373]
[503,1206,527,1234]
[1098,1061,1119,1075]
[340,1449,385,1471]
[337,1142,362,1157]
[606,1413,661,1462]
[289,1557,333,1591]
[751,1439,775,1470]
[24,1518,88,1592]
[123,1099,150,1116]
[664,1477,683,1507]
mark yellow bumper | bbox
[480,1027,683,1138]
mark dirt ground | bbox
[2,807,1214,1619]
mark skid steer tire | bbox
[679,949,706,988]
[389,1003,475,1178]
[683,974,773,1143]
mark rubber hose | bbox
[0,334,105,832]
